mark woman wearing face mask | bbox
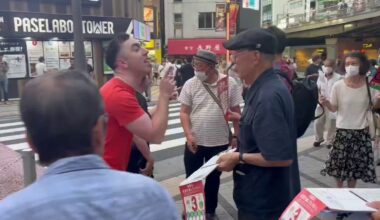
[320,52,380,188]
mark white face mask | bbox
[345,65,360,77]
[322,66,333,75]
[195,71,207,82]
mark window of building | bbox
[198,12,215,29]
[174,13,182,23]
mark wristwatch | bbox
[239,152,246,164]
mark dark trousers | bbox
[184,144,228,214]
[238,211,281,220]
[0,79,8,102]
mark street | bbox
[1,90,380,219]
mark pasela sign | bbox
[0,11,132,39]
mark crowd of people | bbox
[1,25,380,220]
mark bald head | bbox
[20,70,104,165]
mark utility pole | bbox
[72,0,86,72]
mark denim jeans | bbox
[0,78,8,102]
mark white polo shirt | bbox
[178,74,243,147]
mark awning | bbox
[167,38,227,55]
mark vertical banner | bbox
[229,3,239,37]
[215,3,226,32]
[180,180,206,220]
[242,0,260,10]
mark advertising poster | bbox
[102,41,113,75]
[26,40,44,77]
[180,181,206,220]
[84,41,93,58]
[215,3,226,32]
[242,0,260,10]
[229,3,239,36]
[70,41,75,57]
[58,41,71,59]
[3,54,27,78]
[43,41,59,70]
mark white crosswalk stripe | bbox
[0,102,244,155]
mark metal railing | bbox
[275,0,380,29]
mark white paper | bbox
[180,148,235,186]
[307,188,376,212]
[350,189,380,203]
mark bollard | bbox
[20,149,37,186]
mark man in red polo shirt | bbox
[100,34,176,171]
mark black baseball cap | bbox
[223,28,278,55]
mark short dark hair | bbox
[343,52,370,75]
[38,56,44,62]
[266,26,287,54]
[186,57,192,63]
[20,70,104,165]
[312,54,321,62]
[106,34,130,70]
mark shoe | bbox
[326,144,332,149]
[206,213,219,220]
[313,140,324,147]
[377,159,380,166]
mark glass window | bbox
[198,12,215,29]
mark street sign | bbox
[242,0,259,10]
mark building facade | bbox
[164,0,228,60]
[0,0,145,98]
[261,0,380,74]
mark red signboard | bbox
[167,39,227,55]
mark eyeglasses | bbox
[231,49,259,61]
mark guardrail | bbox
[276,0,380,29]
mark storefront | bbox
[0,11,145,98]
[167,38,227,60]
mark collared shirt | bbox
[178,73,243,147]
[234,68,300,217]
[0,155,179,220]
[317,71,342,99]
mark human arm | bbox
[367,201,380,220]
[217,151,293,172]
[230,105,241,148]
[219,94,295,171]
[180,104,197,153]
[126,76,175,144]
[320,82,339,112]
[133,135,154,176]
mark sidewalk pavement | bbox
[159,135,380,220]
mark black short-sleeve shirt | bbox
[234,68,300,218]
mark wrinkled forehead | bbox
[119,37,141,55]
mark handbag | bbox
[365,78,380,139]
[201,82,234,143]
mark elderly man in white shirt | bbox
[314,59,343,148]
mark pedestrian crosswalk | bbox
[0,101,244,156]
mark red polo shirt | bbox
[100,78,145,170]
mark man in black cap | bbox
[217,28,300,220]
[179,50,243,220]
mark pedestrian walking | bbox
[0,70,179,220]
[313,59,342,148]
[217,28,300,220]
[100,34,176,171]
[0,54,9,104]
[179,50,243,220]
[305,54,322,81]
[175,57,194,94]
[35,56,47,76]
[320,52,380,188]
